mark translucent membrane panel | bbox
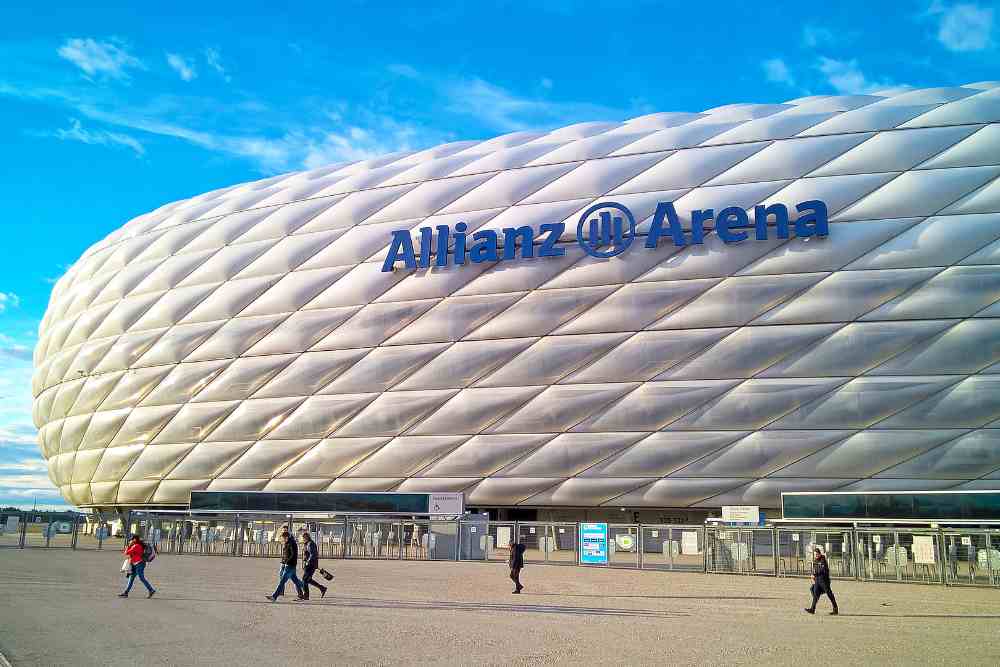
[256,349,370,398]
[676,430,852,478]
[278,437,391,478]
[492,383,637,434]
[477,334,630,388]
[778,430,963,478]
[582,431,749,478]
[218,439,319,479]
[418,434,555,477]
[568,328,731,383]
[203,397,304,442]
[344,436,469,477]
[499,433,646,477]
[395,338,536,390]
[575,380,740,432]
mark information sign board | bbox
[912,535,936,564]
[579,523,608,565]
[721,506,760,524]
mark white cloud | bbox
[0,292,20,313]
[57,38,144,80]
[388,63,420,79]
[443,77,624,133]
[762,58,795,86]
[204,48,231,82]
[930,2,994,52]
[802,25,836,47]
[816,57,893,95]
[166,53,197,81]
[47,118,145,156]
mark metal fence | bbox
[4,509,1000,589]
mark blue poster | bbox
[579,522,608,564]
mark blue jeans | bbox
[272,564,304,598]
[123,561,155,594]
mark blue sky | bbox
[0,0,996,508]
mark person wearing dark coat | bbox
[299,531,328,600]
[805,547,839,615]
[508,540,526,594]
[266,530,305,602]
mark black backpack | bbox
[142,543,156,563]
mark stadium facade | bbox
[32,82,1000,522]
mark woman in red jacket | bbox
[119,535,156,599]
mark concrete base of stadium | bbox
[1,549,998,666]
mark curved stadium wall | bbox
[32,82,1000,512]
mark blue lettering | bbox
[538,223,566,257]
[753,203,790,240]
[470,229,499,263]
[453,222,469,265]
[382,231,417,272]
[645,202,688,248]
[716,207,749,243]
[795,200,829,237]
[418,227,433,268]
[434,225,450,267]
[502,226,535,261]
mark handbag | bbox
[319,568,334,581]
[121,558,131,574]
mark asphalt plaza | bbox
[1,549,998,666]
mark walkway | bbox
[0,549,997,665]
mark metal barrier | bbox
[9,509,1000,590]
[640,525,705,572]
[706,527,775,576]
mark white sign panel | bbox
[912,536,936,564]
[681,531,699,555]
[496,526,511,547]
[962,537,972,546]
[721,505,759,524]
[428,492,464,515]
[5,516,19,533]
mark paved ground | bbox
[1,548,998,666]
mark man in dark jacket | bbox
[508,539,526,594]
[265,529,305,602]
[299,531,328,600]
[805,547,839,615]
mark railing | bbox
[5,509,999,589]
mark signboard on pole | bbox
[579,522,608,565]
[721,506,760,525]
[912,535,936,564]
[5,516,18,533]
[428,493,464,515]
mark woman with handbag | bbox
[119,535,156,599]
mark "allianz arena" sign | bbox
[381,199,829,271]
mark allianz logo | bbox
[381,199,828,272]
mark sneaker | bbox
[265,595,276,602]
[512,590,520,594]
[117,593,128,598]
[147,591,156,599]
[320,587,327,599]
[804,608,815,614]
[829,610,839,616]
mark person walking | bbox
[508,539,526,594]
[805,546,839,615]
[119,535,156,599]
[299,531,328,600]
[266,529,305,602]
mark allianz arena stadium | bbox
[32,82,1000,519]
